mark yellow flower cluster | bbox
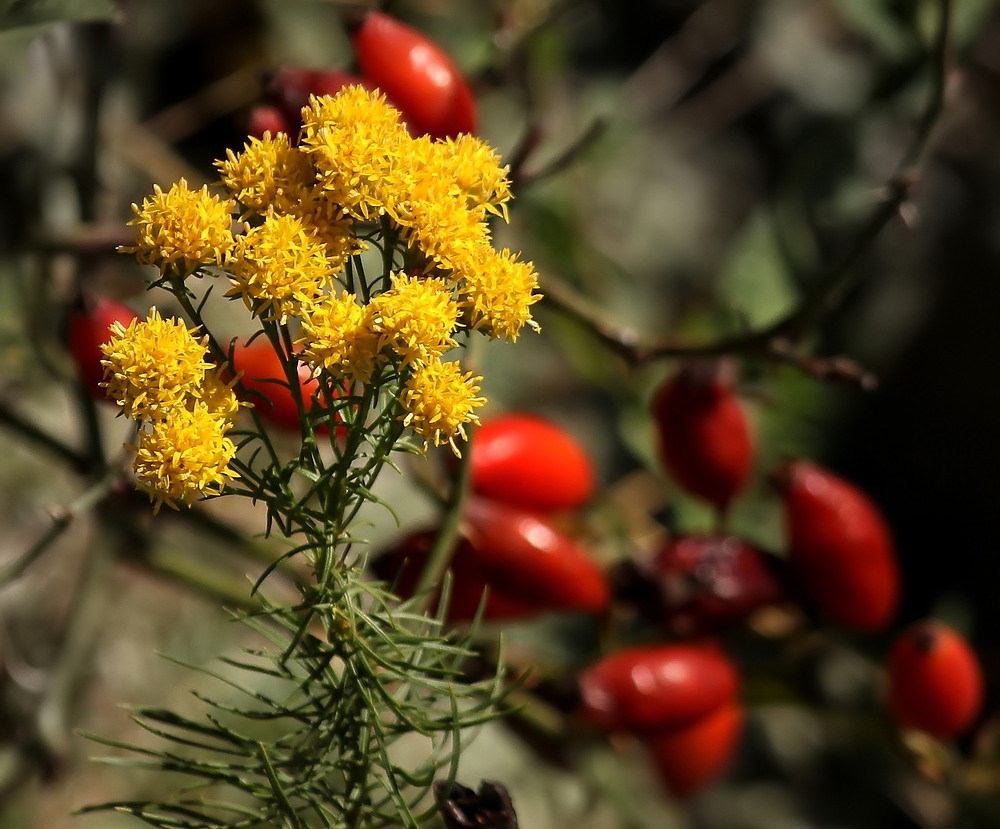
[121,85,542,456]
[101,310,240,511]
[123,180,235,276]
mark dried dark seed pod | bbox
[435,779,518,829]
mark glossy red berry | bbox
[373,529,540,623]
[67,296,138,399]
[376,498,610,622]
[773,459,898,633]
[654,535,789,635]
[347,10,477,138]
[578,643,740,733]
[309,69,369,99]
[887,620,983,739]
[650,364,754,510]
[231,340,339,435]
[247,104,291,139]
[264,67,317,124]
[462,498,610,616]
[646,701,744,799]
[264,67,367,130]
[469,414,596,512]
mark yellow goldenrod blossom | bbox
[399,359,485,454]
[117,85,542,466]
[397,190,492,274]
[228,212,331,321]
[299,86,411,220]
[133,402,239,512]
[216,132,314,217]
[459,248,542,340]
[297,292,383,384]
[424,134,512,220]
[370,273,460,368]
[294,197,359,271]
[101,309,213,420]
[122,178,234,276]
[200,365,243,420]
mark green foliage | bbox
[81,580,512,829]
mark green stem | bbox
[413,426,473,614]
[338,414,407,540]
[379,216,399,292]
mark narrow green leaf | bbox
[258,742,309,829]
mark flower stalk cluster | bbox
[101,309,241,510]
[108,84,540,513]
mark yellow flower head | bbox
[216,132,314,216]
[101,309,212,420]
[133,402,239,512]
[459,248,542,340]
[122,178,234,276]
[399,359,485,454]
[200,365,242,420]
[299,86,411,220]
[228,212,331,321]
[397,191,491,274]
[425,134,512,220]
[370,273,460,367]
[294,196,359,271]
[297,292,383,384]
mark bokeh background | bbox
[1,0,999,827]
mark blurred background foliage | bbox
[1,0,1000,827]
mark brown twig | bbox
[30,224,133,256]
[141,63,267,145]
[619,0,753,120]
[511,118,608,189]
[0,470,121,588]
[0,401,94,475]
[538,0,953,388]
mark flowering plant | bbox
[85,85,539,829]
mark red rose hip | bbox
[578,643,740,733]
[346,10,477,139]
[654,534,789,635]
[650,364,754,510]
[231,340,340,435]
[646,701,744,799]
[462,497,610,616]
[773,459,899,633]
[263,67,368,130]
[247,104,291,139]
[887,620,983,739]
[373,528,540,623]
[67,295,139,399]
[376,498,610,622]
[469,414,596,512]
